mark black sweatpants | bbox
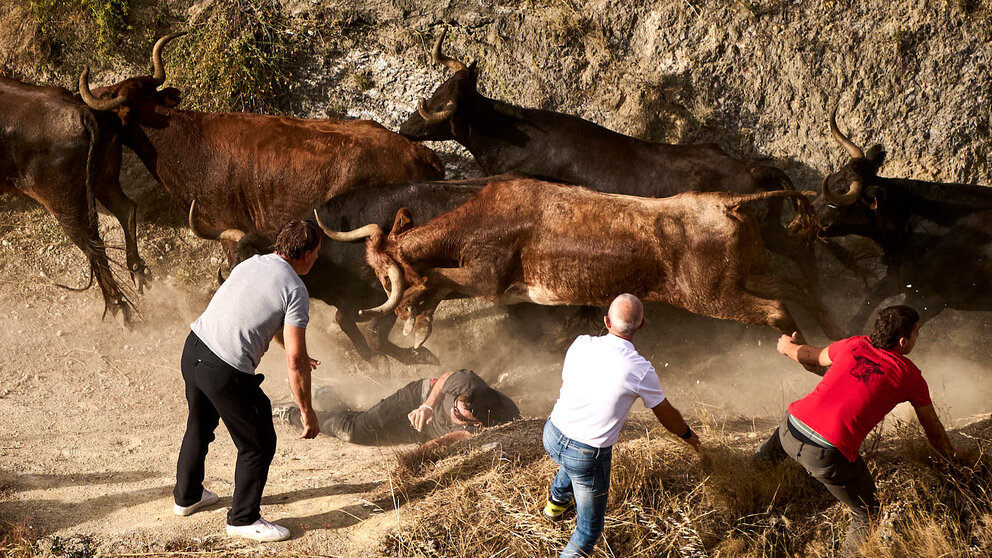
[322,379,428,445]
[174,332,277,526]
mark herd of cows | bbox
[2,30,991,371]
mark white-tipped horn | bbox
[358,263,404,320]
[188,200,246,242]
[313,209,382,241]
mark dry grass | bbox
[382,414,992,557]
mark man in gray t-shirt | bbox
[174,219,322,543]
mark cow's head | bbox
[313,209,406,321]
[78,33,186,131]
[815,106,890,236]
[399,29,479,141]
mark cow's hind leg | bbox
[712,291,824,375]
[746,273,848,341]
[761,227,847,340]
[96,178,149,292]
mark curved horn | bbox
[78,66,127,111]
[829,104,865,160]
[313,209,382,241]
[417,98,457,124]
[188,200,247,242]
[432,28,467,73]
[358,263,404,320]
[151,32,187,85]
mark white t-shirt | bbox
[549,334,666,448]
[191,254,309,374]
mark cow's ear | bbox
[865,185,887,209]
[391,207,414,236]
[865,144,886,169]
[160,87,181,107]
[118,106,133,127]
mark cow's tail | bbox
[79,112,133,323]
[729,190,819,242]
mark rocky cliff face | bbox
[2,0,990,194]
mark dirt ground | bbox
[1,198,991,556]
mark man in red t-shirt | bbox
[756,305,955,556]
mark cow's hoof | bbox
[411,347,440,367]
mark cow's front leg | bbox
[334,308,389,373]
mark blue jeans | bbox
[543,420,612,558]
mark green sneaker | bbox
[542,498,575,521]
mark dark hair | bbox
[458,388,506,427]
[869,305,920,350]
[274,220,321,260]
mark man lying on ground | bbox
[756,304,956,557]
[274,369,520,448]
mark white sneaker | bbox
[174,489,220,516]
[225,517,291,542]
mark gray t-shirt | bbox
[191,254,309,373]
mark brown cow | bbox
[1,76,144,323]
[321,178,835,372]
[78,33,444,263]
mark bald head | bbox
[606,294,644,338]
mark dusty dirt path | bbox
[0,252,438,555]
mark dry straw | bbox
[383,413,992,557]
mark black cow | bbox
[399,30,845,341]
[0,76,146,323]
[816,106,992,331]
[190,177,501,367]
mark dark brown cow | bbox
[321,178,834,372]
[815,106,992,331]
[78,33,444,262]
[0,76,144,323]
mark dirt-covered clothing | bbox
[788,335,932,461]
[322,370,519,446]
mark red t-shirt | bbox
[788,336,932,462]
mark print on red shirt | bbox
[849,347,885,384]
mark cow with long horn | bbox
[815,103,992,331]
[79,33,445,265]
[331,176,836,374]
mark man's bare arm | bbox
[651,399,700,452]
[284,324,319,439]
[777,333,833,369]
[915,405,956,460]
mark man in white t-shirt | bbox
[542,294,701,557]
[173,220,322,542]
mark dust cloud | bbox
[121,267,991,430]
